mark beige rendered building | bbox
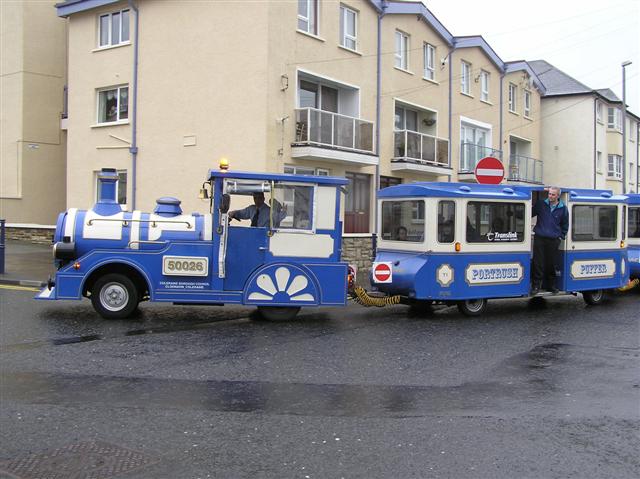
[530,60,639,195]
[0,0,67,231]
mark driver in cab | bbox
[229,192,285,228]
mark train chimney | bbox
[94,168,122,215]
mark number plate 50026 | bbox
[162,256,209,276]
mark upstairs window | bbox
[395,31,409,70]
[99,9,130,47]
[480,71,489,102]
[524,90,531,117]
[508,83,517,112]
[298,0,318,35]
[423,43,435,81]
[461,61,471,95]
[608,107,622,131]
[340,5,357,50]
[97,85,128,124]
[596,101,603,123]
[607,154,622,179]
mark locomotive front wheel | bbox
[457,298,487,317]
[257,306,301,321]
[582,289,605,306]
[91,273,140,319]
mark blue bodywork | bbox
[37,169,349,314]
[627,193,640,279]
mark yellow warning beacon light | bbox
[219,157,230,171]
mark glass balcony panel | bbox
[293,108,375,153]
[421,135,435,162]
[335,115,354,149]
[460,143,502,172]
[436,139,448,165]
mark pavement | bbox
[0,240,53,288]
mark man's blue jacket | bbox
[532,199,569,239]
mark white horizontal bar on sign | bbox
[476,168,504,176]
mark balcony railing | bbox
[294,108,375,154]
[508,154,543,184]
[459,143,503,172]
[392,130,449,167]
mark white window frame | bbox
[523,89,531,118]
[480,70,489,102]
[298,0,318,35]
[461,61,471,95]
[340,4,357,51]
[608,154,622,180]
[423,43,435,81]
[96,85,129,124]
[608,107,622,131]
[596,101,603,123]
[98,9,130,48]
[508,83,517,113]
[395,30,409,71]
[596,151,603,173]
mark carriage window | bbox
[271,183,314,230]
[466,202,525,243]
[381,200,424,242]
[629,207,640,238]
[437,201,455,243]
[572,205,617,241]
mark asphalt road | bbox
[1,287,639,479]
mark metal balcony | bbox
[508,154,543,184]
[391,130,450,176]
[459,143,503,172]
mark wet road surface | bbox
[1,288,639,478]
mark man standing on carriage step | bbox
[531,186,569,294]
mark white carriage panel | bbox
[316,186,336,230]
[269,233,334,258]
[147,214,196,241]
[83,210,125,240]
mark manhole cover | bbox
[0,440,157,479]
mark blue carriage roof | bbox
[625,193,640,205]
[377,182,532,200]
[208,169,348,186]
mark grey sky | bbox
[423,0,640,114]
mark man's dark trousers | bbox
[533,235,560,288]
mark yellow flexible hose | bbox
[350,286,402,307]
[618,278,639,292]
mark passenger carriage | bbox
[37,165,348,320]
[371,182,629,316]
[627,193,640,279]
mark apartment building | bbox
[530,60,639,194]
[0,0,67,230]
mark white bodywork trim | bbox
[83,211,125,240]
[269,232,334,258]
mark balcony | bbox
[508,154,543,184]
[391,130,451,176]
[291,108,377,166]
[458,143,503,181]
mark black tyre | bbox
[582,289,605,306]
[457,298,487,317]
[257,306,301,321]
[91,273,139,319]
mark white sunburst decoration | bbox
[247,266,315,302]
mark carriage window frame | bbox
[465,201,526,243]
[271,181,316,233]
[437,200,456,244]
[629,206,640,238]
[571,204,618,242]
[381,199,425,243]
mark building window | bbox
[99,9,130,47]
[340,5,357,50]
[97,85,128,123]
[96,170,127,206]
[607,107,622,131]
[284,165,330,176]
[461,61,471,95]
[523,90,531,117]
[395,31,409,70]
[596,151,603,172]
[480,71,489,102]
[596,101,603,123]
[345,172,370,233]
[508,83,517,112]
[298,0,318,35]
[423,43,435,81]
[380,176,402,189]
[608,154,622,179]
[394,105,418,131]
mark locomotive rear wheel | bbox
[91,273,140,319]
[582,289,605,305]
[457,298,487,316]
[257,306,301,321]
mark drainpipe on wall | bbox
[448,46,453,182]
[499,71,504,169]
[128,0,139,210]
[593,97,597,189]
[373,1,387,252]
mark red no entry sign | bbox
[373,262,392,283]
[475,157,504,184]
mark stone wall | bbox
[341,235,374,271]
[4,227,54,245]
